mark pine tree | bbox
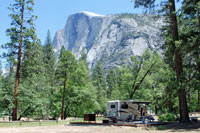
[132,0,190,123]
[4,0,37,120]
[64,51,98,117]
[0,60,3,92]
[59,46,66,59]
[43,30,55,77]
[56,50,77,119]
[43,30,56,119]
[0,60,4,116]
[0,59,16,120]
[181,0,200,111]
[19,40,45,119]
[92,61,107,113]
[106,69,117,99]
[114,65,133,100]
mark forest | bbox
[0,0,199,124]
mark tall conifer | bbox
[5,0,37,120]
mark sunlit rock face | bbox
[53,12,164,70]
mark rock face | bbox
[53,11,164,70]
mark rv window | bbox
[111,105,115,108]
[121,104,128,109]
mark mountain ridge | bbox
[53,12,164,70]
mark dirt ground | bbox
[0,122,200,133]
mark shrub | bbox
[159,112,177,122]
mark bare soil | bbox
[0,121,200,133]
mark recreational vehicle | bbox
[105,100,151,122]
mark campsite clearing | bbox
[0,121,199,133]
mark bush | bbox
[159,112,177,122]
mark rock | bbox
[53,12,164,70]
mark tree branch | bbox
[130,62,156,99]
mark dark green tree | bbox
[92,61,107,113]
[180,0,200,111]
[131,0,190,123]
[0,60,2,92]
[106,69,117,99]
[56,50,77,119]
[114,65,133,100]
[19,40,45,119]
[129,49,156,99]
[4,0,37,120]
[59,46,66,59]
[63,52,98,117]
[42,30,56,119]
[0,59,16,120]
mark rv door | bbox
[107,102,119,117]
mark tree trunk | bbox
[198,0,200,32]
[197,1,200,111]
[169,0,190,123]
[198,90,200,109]
[178,89,190,122]
[12,2,24,121]
[64,106,68,119]
[61,74,67,120]
[188,88,191,103]
[155,106,158,115]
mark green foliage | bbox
[66,52,98,116]
[55,49,77,118]
[115,65,133,99]
[19,40,46,119]
[42,30,56,119]
[65,85,98,117]
[159,112,178,122]
[52,49,99,118]
[0,61,13,117]
[131,0,200,123]
[59,46,66,59]
[43,30,55,77]
[21,41,44,78]
[92,61,107,113]
[0,64,15,117]
[1,0,38,120]
[3,0,37,58]
[56,50,77,80]
[106,69,117,98]
[188,89,200,112]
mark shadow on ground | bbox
[146,120,200,132]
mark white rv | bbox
[106,100,151,122]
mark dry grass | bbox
[0,121,199,133]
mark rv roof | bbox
[108,100,151,104]
[108,100,120,103]
[131,101,151,104]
